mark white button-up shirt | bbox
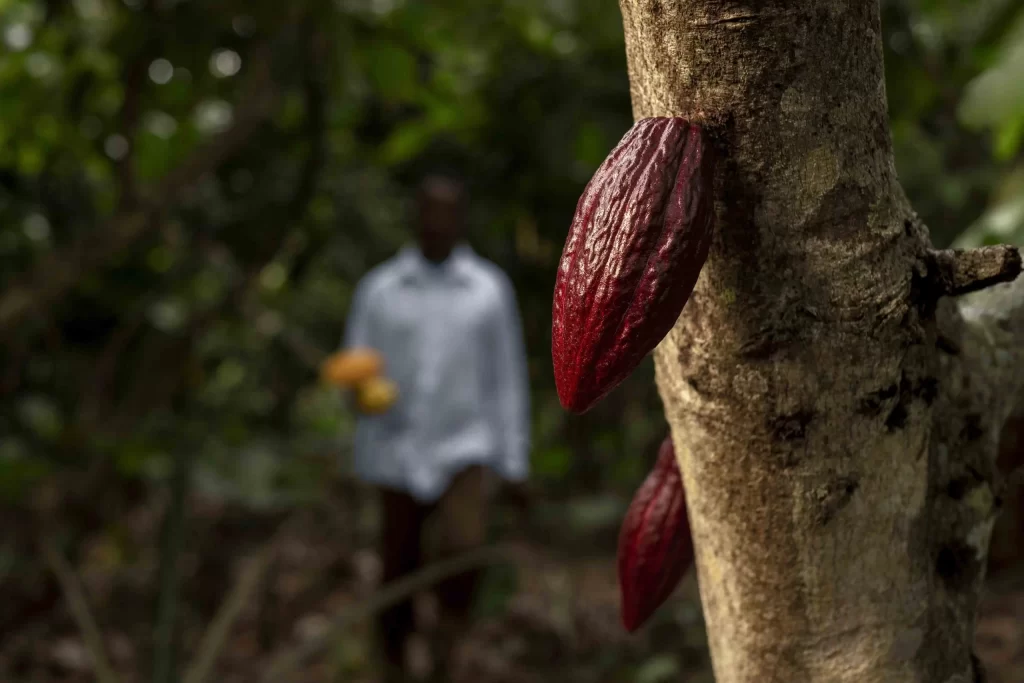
[342,243,531,503]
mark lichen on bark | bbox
[616,0,1024,681]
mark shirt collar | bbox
[398,243,475,286]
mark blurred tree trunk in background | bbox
[618,0,1024,681]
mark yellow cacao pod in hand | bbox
[356,376,399,414]
[321,348,383,388]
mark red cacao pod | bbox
[552,118,715,414]
[617,435,694,633]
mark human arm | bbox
[342,276,376,351]
[489,274,531,485]
[339,277,377,412]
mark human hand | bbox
[353,376,399,415]
[320,347,383,388]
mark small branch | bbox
[929,245,1022,297]
[113,28,154,211]
[152,446,194,683]
[183,514,301,683]
[283,24,327,222]
[38,537,122,683]
[259,543,521,683]
[183,550,273,683]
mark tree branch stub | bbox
[928,246,1022,298]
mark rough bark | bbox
[616,1,1024,681]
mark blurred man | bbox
[342,174,531,682]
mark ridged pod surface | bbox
[617,435,694,633]
[552,118,715,414]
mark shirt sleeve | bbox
[490,273,531,482]
[342,276,376,350]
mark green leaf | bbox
[532,445,572,479]
[574,120,609,168]
[365,40,418,102]
[994,113,1024,160]
[376,118,436,166]
[16,143,44,175]
[17,395,63,440]
[636,655,681,683]
[954,196,1024,248]
[472,563,519,619]
[0,457,51,503]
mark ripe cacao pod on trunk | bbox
[552,118,715,414]
[617,435,694,633]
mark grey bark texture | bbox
[615,1,1024,681]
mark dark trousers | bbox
[377,465,488,680]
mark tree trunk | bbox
[616,1,1024,681]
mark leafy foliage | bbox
[0,0,1020,509]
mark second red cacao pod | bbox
[552,117,716,414]
[617,435,694,633]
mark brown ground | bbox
[0,489,1021,683]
